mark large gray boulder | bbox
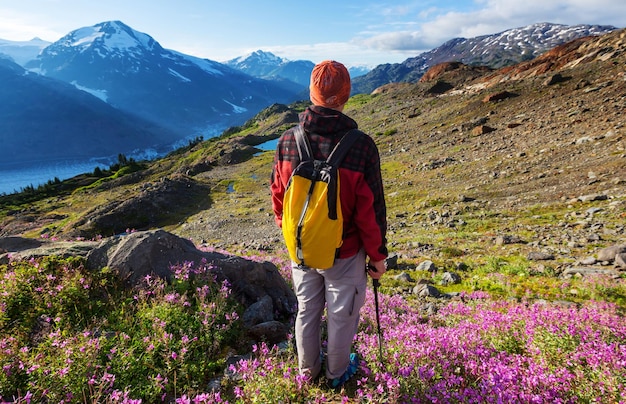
[597,244,626,263]
[0,230,297,344]
[85,230,297,322]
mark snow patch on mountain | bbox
[166,51,224,76]
[228,50,285,68]
[223,100,248,114]
[52,21,156,59]
[468,22,615,55]
[168,68,191,82]
[71,81,108,101]
[70,27,104,48]
[352,22,617,95]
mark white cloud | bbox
[358,31,433,52]
[0,9,67,41]
[199,0,626,67]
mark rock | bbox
[597,244,626,262]
[85,230,297,325]
[70,174,212,238]
[413,283,442,298]
[562,267,621,278]
[575,136,594,145]
[385,254,399,270]
[86,230,198,282]
[586,207,603,216]
[393,272,415,282]
[456,262,470,272]
[419,61,464,82]
[242,295,274,328]
[483,91,514,103]
[472,125,496,135]
[247,321,290,345]
[616,253,626,269]
[206,377,222,393]
[426,80,454,95]
[0,236,44,252]
[440,271,461,285]
[527,251,555,261]
[495,235,526,246]
[416,260,437,273]
[578,194,609,202]
[585,233,601,243]
[421,302,439,316]
[458,195,476,202]
[0,230,297,343]
[579,256,598,265]
[0,237,99,264]
[543,73,567,86]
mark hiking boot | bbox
[328,353,359,389]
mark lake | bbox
[0,158,112,195]
[0,148,161,195]
[1,136,280,196]
[255,138,279,151]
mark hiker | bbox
[270,60,388,388]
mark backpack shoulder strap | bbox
[327,129,363,166]
[293,124,313,162]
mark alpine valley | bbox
[0,21,618,194]
[0,21,302,193]
[0,21,625,403]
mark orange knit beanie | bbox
[309,60,351,109]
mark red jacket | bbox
[270,105,388,263]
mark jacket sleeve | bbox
[353,138,388,262]
[270,148,286,228]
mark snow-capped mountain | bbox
[26,21,301,137]
[0,37,50,65]
[226,50,371,88]
[352,22,618,94]
[225,50,314,88]
[347,65,371,78]
[226,50,287,76]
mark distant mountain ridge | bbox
[0,37,49,65]
[225,50,314,89]
[25,21,300,136]
[0,21,302,184]
[225,50,370,89]
[0,57,176,167]
[351,22,618,94]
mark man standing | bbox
[270,60,387,388]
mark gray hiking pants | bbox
[291,249,367,380]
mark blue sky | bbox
[1,0,625,67]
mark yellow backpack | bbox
[282,125,362,269]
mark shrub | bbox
[0,257,242,402]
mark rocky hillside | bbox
[0,29,624,269]
[352,23,618,95]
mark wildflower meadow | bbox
[0,251,625,403]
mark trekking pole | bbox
[373,277,384,365]
[367,263,384,367]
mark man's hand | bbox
[367,260,386,279]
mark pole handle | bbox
[367,262,381,288]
